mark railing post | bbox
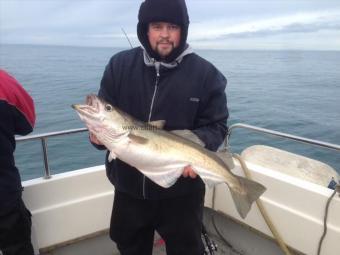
[41,138,51,179]
[16,127,87,179]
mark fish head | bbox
[72,94,127,138]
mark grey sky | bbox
[1,0,340,50]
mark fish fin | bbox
[128,134,149,144]
[216,148,235,169]
[171,130,205,147]
[229,176,266,219]
[148,120,166,129]
[139,168,184,188]
[108,152,117,162]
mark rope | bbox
[233,153,292,255]
[317,186,338,255]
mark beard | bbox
[155,41,175,59]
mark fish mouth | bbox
[72,94,108,122]
[72,103,100,121]
[72,94,102,115]
[86,94,106,107]
[86,94,96,106]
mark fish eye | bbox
[105,104,113,112]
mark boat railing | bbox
[15,123,340,180]
[225,123,340,152]
[16,127,88,179]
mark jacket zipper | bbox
[143,67,160,199]
[148,72,160,122]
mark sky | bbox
[1,0,340,50]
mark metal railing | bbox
[15,123,340,180]
[16,127,88,179]
[225,123,340,152]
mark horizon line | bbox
[1,43,340,52]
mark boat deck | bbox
[40,208,296,255]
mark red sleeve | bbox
[0,69,36,129]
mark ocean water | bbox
[0,44,339,180]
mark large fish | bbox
[72,94,266,218]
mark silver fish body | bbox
[72,94,266,218]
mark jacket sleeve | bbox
[12,106,34,135]
[0,101,15,149]
[192,67,229,151]
[0,101,33,154]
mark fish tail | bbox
[229,176,266,219]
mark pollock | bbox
[72,94,266,218]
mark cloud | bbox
[0,0,140,47]
[1,1,339,50]
[1,0,138,31]
[189,10,340,41]
[87,33,137,39]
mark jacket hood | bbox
[142,45,193,73]
[137,0,189,63]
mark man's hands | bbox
[182,165,197,178]
[89,132,103,145]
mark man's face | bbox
[147,22,181,59]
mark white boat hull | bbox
[22,146,340,255]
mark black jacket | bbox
[0,70,35,212]
[97,47,228,199]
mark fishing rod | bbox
[121,28,133,48]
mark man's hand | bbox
[89,132,103,145]
[182,165,197,178]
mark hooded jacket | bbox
[97,46,228,199]
[0,70,36,212]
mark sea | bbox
[0,44,339,181]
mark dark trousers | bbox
[110,190,205,255]
[0,199,34,255]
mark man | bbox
[90,0,228,254]
[0,70,36,255]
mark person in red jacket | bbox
[0,69,36,255]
